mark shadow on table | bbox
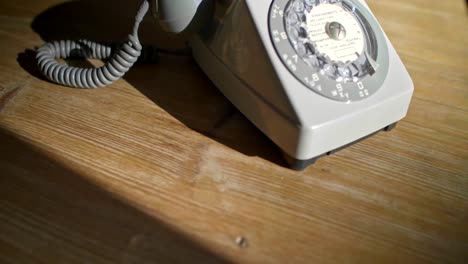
[0,128,231,263]
[18,0,287,168]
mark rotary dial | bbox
[269,0,389,102]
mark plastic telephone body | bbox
[157,0,414,169]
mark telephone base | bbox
[284,123,398,171]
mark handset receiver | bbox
[152,0,205,33]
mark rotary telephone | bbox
[36,0,414,170]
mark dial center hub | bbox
[326,22,346,41]
[306,3,365,63]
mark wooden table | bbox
[1,0,467,263]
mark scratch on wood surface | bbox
[194,144,239,193]
[195,144,226,189]
[0,86,22,113]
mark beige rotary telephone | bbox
[36,0,414,170]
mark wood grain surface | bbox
[0,0,467,263]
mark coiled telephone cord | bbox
[36,0,151,88]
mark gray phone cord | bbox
[36,0,151,89]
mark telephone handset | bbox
[36,0,414,170]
